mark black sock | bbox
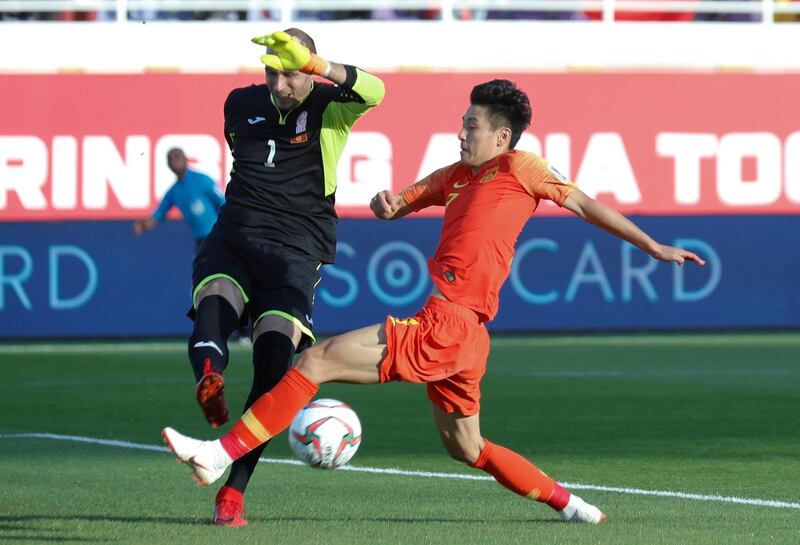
[188,295,240,382]
[224,331,297,493]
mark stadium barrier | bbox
[1,20,800,72]
[1,215,797,338]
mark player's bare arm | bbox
[316,61,347,86]
[563,188,706,266]
[370,190,412,220]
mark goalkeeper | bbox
[185,28,384,526]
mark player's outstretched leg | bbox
[471,439,605,524]
[433,407,605,524]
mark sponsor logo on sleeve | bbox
[548,163,569,184]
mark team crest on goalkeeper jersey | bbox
[296,111,308,134]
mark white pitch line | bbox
[490,368,798,379]
[5,378,248,388]
[0,342,221,354]
[2,432,799,511]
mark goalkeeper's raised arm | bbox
[252,28,384,108]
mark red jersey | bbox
[401,150,576,323]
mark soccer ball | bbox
[288,398,362,469]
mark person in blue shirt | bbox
[133,147,249,343]
[133,147,225,247]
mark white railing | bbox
[1,0,799,24]
[2,4,800,71]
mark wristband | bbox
[301,53,331,77]
[320,62,332,78]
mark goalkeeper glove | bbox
[251,31,331,77]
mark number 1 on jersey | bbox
[264,139,277,168]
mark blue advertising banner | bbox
[0,216,797,338]
[0,221,197,338]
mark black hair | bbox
[469,79,532,149]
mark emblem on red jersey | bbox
[443,270,456,283]
[479,166,498,183]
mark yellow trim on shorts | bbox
[254,310,316,342]
[389,316,420,326]
[192,274,249,308]
[314,263,322,288]
[241,410,272,443]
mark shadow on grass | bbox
[0,514,208,526]
[247,514,561,525]
[0,538,104,543]
[1,513,558,527]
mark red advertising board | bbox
[2,72,799,221]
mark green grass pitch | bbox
[1,333,798,544]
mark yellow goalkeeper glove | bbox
[251,31,330,76]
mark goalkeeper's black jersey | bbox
[218,66,384,263]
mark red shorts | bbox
[379,296,490,416]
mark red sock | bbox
[219,368,318,460]
[471,439,571,511]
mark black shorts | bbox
[190,223,321,352]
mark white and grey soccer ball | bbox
[288,398,362,469]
